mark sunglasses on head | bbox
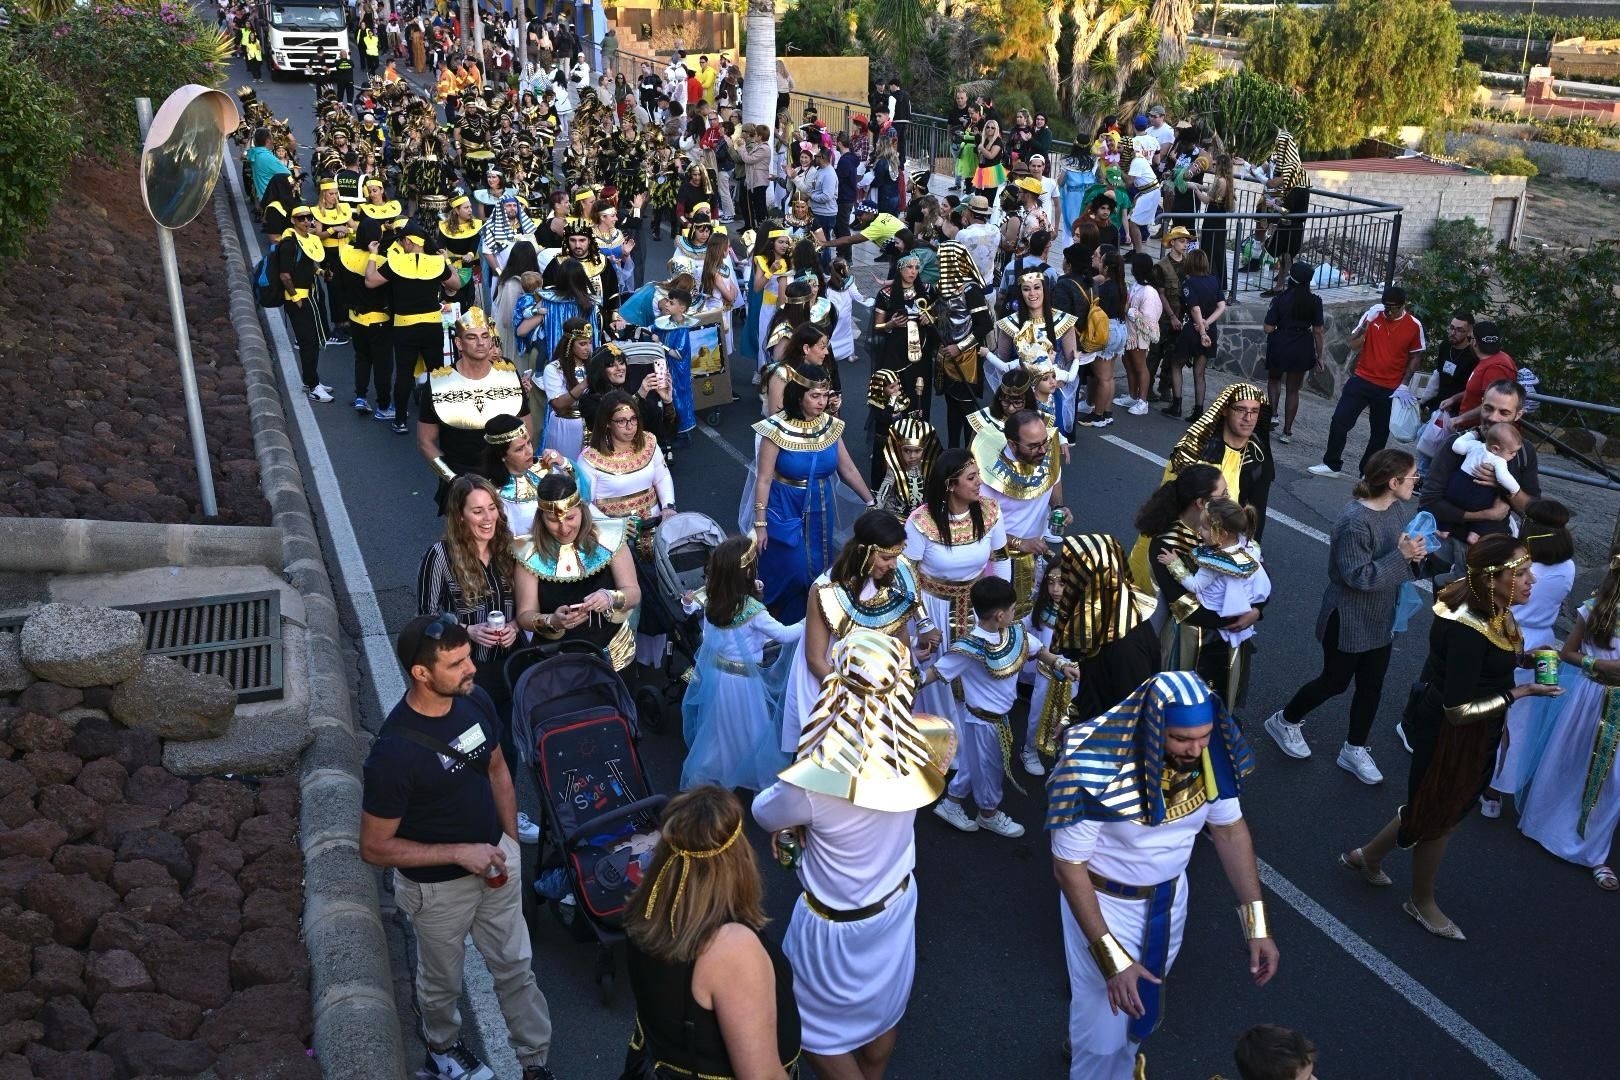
[408,612,460,666]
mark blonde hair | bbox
[519,270,543,293]
[625,786,765,963]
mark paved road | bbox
[230,64,1617,1080]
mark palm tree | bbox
[742,0,777,135]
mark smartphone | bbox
[653,349,670,387]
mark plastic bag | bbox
[1392,579,1424,634]
[1415,409,1451,458]
[1405,510,1441,554]
[1390,386,1421,443]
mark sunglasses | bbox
[408,612,459,666]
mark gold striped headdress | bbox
[882,418,940,509]
[1055,533,1158,659]
[779,631,955,811]
[1169,383,1268,474]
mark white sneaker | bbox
[1112,393,1134,406]
[933,800,979,832]
[977,810,1025,838]
[306,384,334,403]
[426,1040,495,1080]
[1395,722,1413,754]
[516,811,541,844]
[1127,399,1150,416]
[1307,463,1343,478]
[1478,795,1502,819]
[1020,748,1046,776]
[1337,742,1384,785]
[1263,710,1311,759]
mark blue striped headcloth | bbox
[1045,670,1254,829]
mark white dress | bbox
[1173,538,1271,648]
[1517,598,1620,868]
[680,601,802,792]
[751,783,918,1056]
[903,500,1009,729]
[1493,558,1575,791]
[539,361,585,460]
[1052,795,1244,1080]
[578,441,675,667]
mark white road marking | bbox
[1258,861,1538,1080]
[696,417,757,470]
[225,157,516,1078]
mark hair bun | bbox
[1524,498,1569,528]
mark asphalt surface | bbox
[231,62,1618,1080]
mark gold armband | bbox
[1089,933,1135,979]
[1442,691,1514,726]
[431,457,457,484]
[610,589,627,612]
[1237,900,1271,940]
[1164,554,1195,582]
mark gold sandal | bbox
[1403,899,1466,941]
[1339,848,1392,887]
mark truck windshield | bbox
[271,4,345,31]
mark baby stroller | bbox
[506,641,667,1002]
[648,512,728,701]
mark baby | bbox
[1157,497,1271,649]
[1445,421,1522,516]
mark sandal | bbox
[1403,899,1466,941]
[1339,848,1392,887]
[1595,865,1619,892]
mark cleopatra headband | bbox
[538,489,582,520]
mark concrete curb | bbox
[212,185,408,1079]
[0,518,283,574]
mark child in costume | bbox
[1158,497,1271,651]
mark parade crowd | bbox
[225,7,1620,1080]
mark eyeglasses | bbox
[609,415,639,427]
[408,612,459,667]
[1397,473,1421,483]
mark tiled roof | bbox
[1305,157,1469,176]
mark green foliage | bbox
[1246,0,1474,153]
[780,0,857,57]
[1176,70,1305,161]
[18,3,229,162]
[0,39,82,259]
[1405,219,1620,411]
[1537,116,1607,149]
[994,58,1065,132]
[1454,10,1620,42]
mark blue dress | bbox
[652,315,697,434]
[753,412,845,624]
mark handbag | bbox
[1415,409,1451,458]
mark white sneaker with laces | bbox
[1337,742,1384,785]
[306,385,334,403]
[977,810,1025,838]
[1019,748,1045,776]
[1128,399,1150,416]
[1478,795,1502,819]
[516,811,541,844]
[1263,710,1311,759]
[1112,393,1134,406]
[426,1040,495,1080]
[1395,722,1413,753]
[933,800,979,832]
[1307,463,1343,478]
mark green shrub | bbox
[1177,70,1306,162]
[1482,152,1538,177]
[0,39,83,259]
[18,2,230,162]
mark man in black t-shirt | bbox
[1426,309,1478,409]
[361,615,556,1080]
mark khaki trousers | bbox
[394,834,553,1065]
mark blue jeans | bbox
[1323,374,1394,475]
[814,213,838,266]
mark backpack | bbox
[1076,280,1110,353]
[255,241,284,309]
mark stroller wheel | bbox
[635,685,666,735]
[706,410,721,427]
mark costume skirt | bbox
[783,879,917,1056]
[543,413,584,461]
[680,668,789,792]
[1518,675,1620,868]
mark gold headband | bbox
[741,532,759,574]
[484,426,524,446]
[860,540,905,578]
[1018,268,1046,284]
[783,365,832,391]
[1479,551,1531,576]
[641,817,744,934]
[538,490,581,520]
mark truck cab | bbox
[260,0,349,77]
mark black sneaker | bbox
[522,1066,559,1080]
[391,420,408,435]
[425,1040,494,1080]
[1160,403,1182,418]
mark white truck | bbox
[258,0,349,77]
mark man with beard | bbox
[1047,670,1276,1080]
[542,221,615,312]
[976,409,1066,616]
[417,308,531,513]
[360,615,557,1080]
[933,241,995,449]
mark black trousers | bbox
[393,322,442,424]
[749,186,768,229]
[352,321,394,405]
[943,392,976,448]
[1282,610,1394,747]
[1323,374,1394,476]
[286,299,323,388]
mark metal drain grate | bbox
[0,591,284,702]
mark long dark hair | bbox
[923,448,984,547]
[1436,533,1526,620]
[1135,464,1223,536]
[498,239,542,285]
[704,536,759,629]
[1521,498,1575,566]
[781,327,828,370]
[782,362,829,419]
[588,390,644,453]
[828,510,906,589]
[549,316,594,389]
[549,258,596,318]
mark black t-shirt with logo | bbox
[361,688,505,882]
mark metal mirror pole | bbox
[136,96,219,517]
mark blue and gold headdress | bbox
[1046,670,1253,829]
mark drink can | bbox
[486,610,506,631]
[1534,649,1560,686]
[774,828,802,869]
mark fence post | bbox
[1384,211,1402,288]
[1228,213,1241,303]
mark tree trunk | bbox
[742,0,777,150]
[473,6,485,85]
[517,4,528,85]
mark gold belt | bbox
[920,574,975,637]
[394,310,442,327]
[1088,869,1169,901]
[803,875,910,923]
[596,489,658,518]
[773,473,808,488]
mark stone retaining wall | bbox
[1211,296,1373,399]
[210,189,405,1079]
[0,520,282,576]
